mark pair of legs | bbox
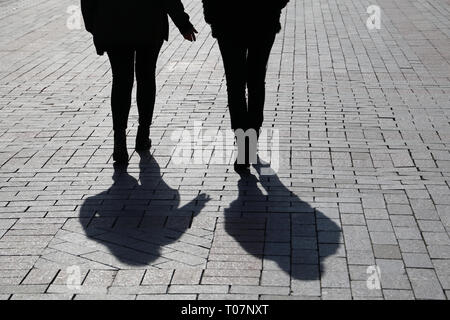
[217,32,276,170]
[106,41,163,163]
[217,32,276,132]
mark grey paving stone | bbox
[423,232,450,246]
[376,259,406,274]
[47,285,108,295]
[383,290,415,300]
[11,294,73,300]
[198,294,259,300]
[171,269,203,285]
[387,204,413,215]
[373,245,402,259]
[321,288,352,300]
[394,227,422,240]
[407,268,446,300]
[350,281,383,298]
[108,286,167,295]
[341,214,366,226]
[0,0,449,301]
[402,253,433,268]
[362,195,386,209]
[230,286,290,295]
[349,265,371,281]
[141,270,174,286]
[367,220,393,232]
[137,294,197,300]
[74,294,136,300]
[346,250,375,265]
[0,285,48,294]
[169,285,229,294]
[21,268,59,285]
[380,273,412,290]
[364,209,389,220]
[428,245,450,259]
[291,279,321,296]
[112,270,145,287]
[433,260,450,290]
[398,240,428,253]
[202,276,259,286]
[261,295,320,300]
[342,226,372,251]
[261,270,290,287]
[83,270,116,287]
[370,232,398,245]
[435,205,450,228]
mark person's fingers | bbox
[183,30,197,42]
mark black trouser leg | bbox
[106,49,135,131]
[247,33,276,132]
[217,37,248,131]
[135,41,163,128]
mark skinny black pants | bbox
[106,41,163,131]
[217,33,276,132]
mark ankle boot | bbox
[113,131,129,164]
[234,160,250,173]
[234,134,250,173]
[135,126,151,151]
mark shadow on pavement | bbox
[224,162,342,280]
[79,152,210,266]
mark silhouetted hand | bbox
[183,27,198,42]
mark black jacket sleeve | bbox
[202,0,219,25]
[166,0,193,34]
[202,0,288,26]
[279,0,289,10]
[80,0,97,33]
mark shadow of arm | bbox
[177,193,211,217]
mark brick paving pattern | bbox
[0,0,449,300]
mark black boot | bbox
[234,160,250,174]
[234,135,251,174]
[113,131,129,164]
[135,126,151,152]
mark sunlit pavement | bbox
[0,0,449,300]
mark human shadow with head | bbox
[224,163,341,280]
[79,152,210,267]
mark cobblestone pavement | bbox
[0,0,449,300]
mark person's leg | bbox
[135,41,163,130]
[107,49,135,131]
[106,48,135,163]
[217,37,248,131]
[246,33,276,133]
[134,41,163,151]
[217,37,252,172]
